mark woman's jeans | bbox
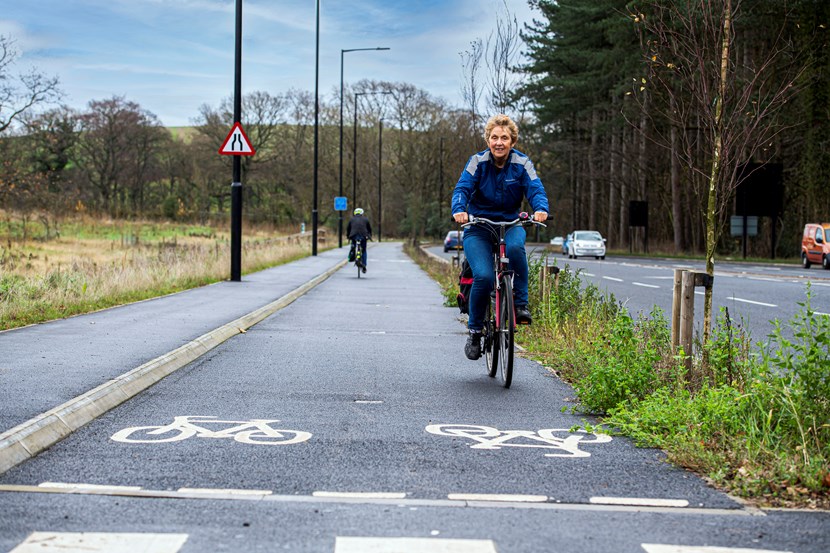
[462,224,528,332]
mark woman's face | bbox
[488,125,514,165]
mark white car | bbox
[568,230,606,259]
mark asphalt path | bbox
[432,245,830,342]
[1,242,827,552]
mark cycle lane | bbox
[0,242,827,553]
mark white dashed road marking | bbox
[335,537,497,552]
[729,297,777,307]
[633,282,660,288]
[590,496,689,508]
[603,276,624,282]
[9,532,188,553]
[313,491,407,499]
[641,545,792,553]
[447,493,547,503]
[39,482,142,492]
[177,487,272,496]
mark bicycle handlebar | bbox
[461,214,547,229]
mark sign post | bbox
[217,0,252,282]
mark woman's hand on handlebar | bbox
[453,212,469,225]
[533,211,548,223]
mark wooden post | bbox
[671,268,683,351]
[539,265,548,303]
[679,270,695,371]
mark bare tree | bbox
[485,1,523,114]
[631,0,803,342]
[460,38,484,133]
[0,35,61,133]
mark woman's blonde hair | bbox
[484,114,519,145]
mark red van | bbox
[801,223,830,269]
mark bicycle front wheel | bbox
[497,276,515,388]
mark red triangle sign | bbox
[218,122,256,156]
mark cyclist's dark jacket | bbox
[347,214,372,240]
[451,148,549,221]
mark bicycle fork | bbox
[494,242,515,330]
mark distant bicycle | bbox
[462,213,546,388]
[110,416,312,445]
[351,236,371,278]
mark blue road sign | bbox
[334,196,348,211]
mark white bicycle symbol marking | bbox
[111,416,312,445]
[425,424,611,458]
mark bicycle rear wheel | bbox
[497,276,515,388]
[484,300,497,378]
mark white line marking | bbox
[447,493,548,503]
[0,484,762,516]
[815,311,830,317]
[39,482,142,492]
[354,400,383,404]
[809,281,830,287]
[633,282,660,289]
[583,272,596,277]
[641,545,793,553]
[312,491,406,499]
[695,291,705,296]
[9,532,188,553]
[369,331,386,334]
[603,276,623,282]
[645,276,675,280]
[335,537,497,553]
[177,488,272,496]
[730,297,777,307]
[591,496,688,508]
[747,276,782,283]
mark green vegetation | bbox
[408,246,829,509]
[0,216,313,330]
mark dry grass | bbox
[0,214,324,330]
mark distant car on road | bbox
[567,230,606,259]
[444,230,464,252]
[801,223,830,269]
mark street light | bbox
[378,118,383,242]
[353,90,391,212]
[339,47,389,248]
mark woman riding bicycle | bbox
[451,114,550,360]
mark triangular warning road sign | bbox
[218,122,256,156]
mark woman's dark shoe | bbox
[465,331,483,360]
[516,306,532,325]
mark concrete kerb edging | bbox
[0,258,348,475]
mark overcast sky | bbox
[1,0,537,127]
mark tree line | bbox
[3,1,829,257]
[520,0,830,258]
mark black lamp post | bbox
[339,47,389,248]
[353,90,391,211]
[230,0,243,281]
[312,0,320,255]
[378,118,383,241]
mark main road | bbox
[1,243,826,552]
[429,244,830,342]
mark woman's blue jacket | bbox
[451,148,549,221]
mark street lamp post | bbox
[353,90,391,212]
[312,0,320,255]
[378,118,383,242]
[339,47,389,248]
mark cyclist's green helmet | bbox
[353,208,364,215]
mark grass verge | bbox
[407,244,829,510]
[1,217,315,330]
